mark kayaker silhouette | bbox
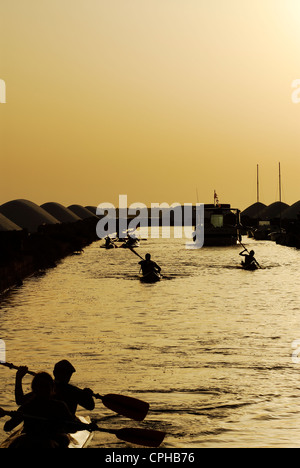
[14,360,95,416]
[239,249,258,270]
[139,253,161,275]
[53,360,95,416]
[3,371,82,448]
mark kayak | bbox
[120,240,140,249]
[241,261,258,271]
[140,270,161,283]
[0,415,93,449]
[69,416,93,448]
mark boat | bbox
[120,239,140,249]
[0,415,93,449]
[68,416,94,448]
[139,270,161,283]
[252,221,273,240]
[100,243,117,249]
[191,195,241,246]
[101,237,118,249]
[241,261,258,271]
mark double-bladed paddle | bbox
[93,393,149,421]
[96,426,165,447]
[128,246,144,260]
[0,408,165,447]
[0,361,149,421]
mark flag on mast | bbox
[214,190,220,207]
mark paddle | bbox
[238,240,262,269]
[0,361,149,421]
[0,408,165,447]
[97,426,166,447]
[93,393,149,421]
[0,361,36,376]
[128,246,144,260]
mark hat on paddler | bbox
[53,359,76,374]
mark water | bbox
[0,234,300,448]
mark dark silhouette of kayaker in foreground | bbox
[53,360,95,416]
[139,253,161,276]
[239,249,259,269]
[14,360,95,416]
[3,372,85,448]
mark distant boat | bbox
[120,239,140,249]
[252,220,273,240]
[192,202,241,246]
[139,270,161,283]
[205,204,241,246]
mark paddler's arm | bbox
[77,388,95,411]
[15,366,29,405]
[3,408,23,432]
[239,249,247,257]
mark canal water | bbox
[0,234,300,448]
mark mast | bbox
[279,162,282,203]
[279,162,282,231]
[257,164,259,203]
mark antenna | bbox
[257,164,259,203]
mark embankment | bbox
[0,219,98,294]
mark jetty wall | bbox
[0,219,99,294]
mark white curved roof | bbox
[282,200,300,219]
[260,201,289,219]
[0,213,23,232]
[68,204,98,219]
[85,206,97,215]
[241,202,267,218]
[41,202,81,223]
[0,199,60,233]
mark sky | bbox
[1,0,300,210]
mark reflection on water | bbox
[0,235,300,447]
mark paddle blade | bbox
[115,428,166,447]
[100,394,149,421]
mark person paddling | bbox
[3,372,85,448]
[14,360,95,416]
[139,253,161,276]
[239,249,259,269]
[53,360,95,416]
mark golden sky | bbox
[1,0,300,210]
